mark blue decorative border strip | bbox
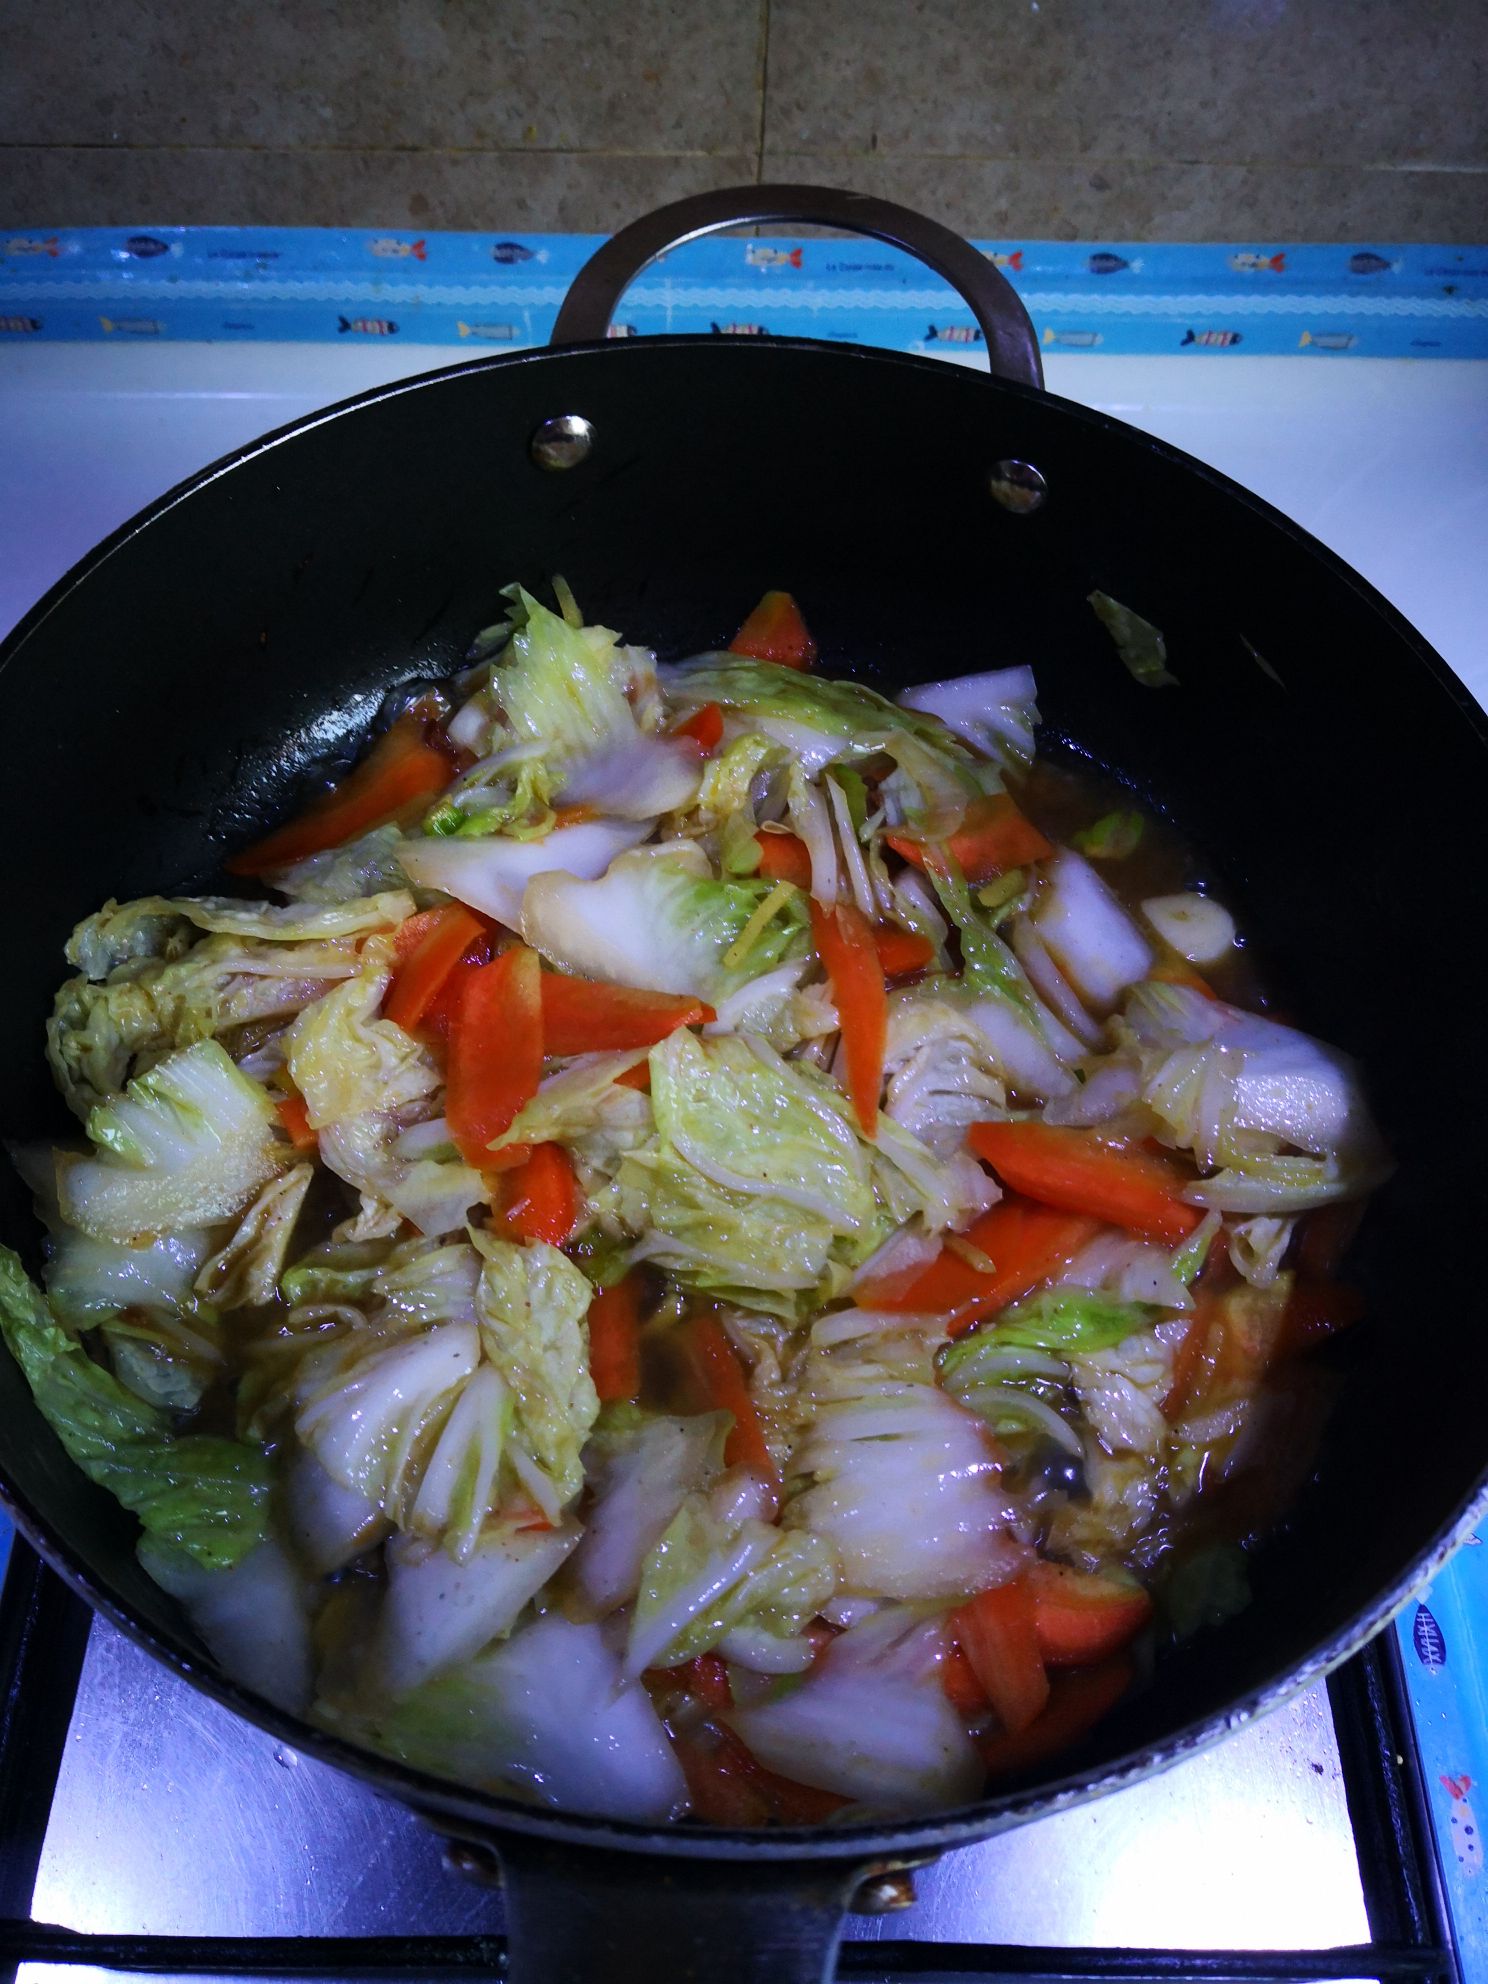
[2,228,1486,356]
[1399,1531,1488,1979]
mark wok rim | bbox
[2,329,1484,1862]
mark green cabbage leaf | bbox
[0,1247,269,1570]
[471,1231,599,1521]
[522,843,809,1001]
[56,1040,287,1244]
[608,1032,889,1318]
[626,1484,837,1674]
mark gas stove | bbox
[0,267,1483,1983]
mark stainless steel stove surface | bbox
[33,1626,1359,1955]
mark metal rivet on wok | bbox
[530,413,595,470]
[442,1839,503,1886]
[851,1868,919,1914]
[988,459,1048,513]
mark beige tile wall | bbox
[3,0,1485,238]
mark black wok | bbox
[1,187,1484,1983]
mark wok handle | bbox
[550,182,1043,390]
[495,1833,875,1983]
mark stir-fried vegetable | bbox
[2,578,1385,1830]
[729,590,818,669]
[229,715,453,876]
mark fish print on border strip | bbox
[1089,252,1143,276]
[123,234,178,260]
[1413,1602,1447,1673]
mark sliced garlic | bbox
[1141,892,1237,964]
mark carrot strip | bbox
[968,1122,1201,1247]
[886,791,1053,886]
[951,1577,1050,1735]
[743,1766,849,1825]
[811,898,887,1139]
[385,905,487,1033]
[1276,1279,1366,1358]
[500,1142,578,1247]
[540,974,714,1055]
[754,830,814,889]
[978,1656,1134,1776]
[227,714,453,875]
[873,924,934,977]
[941,1640,991,1714]
[678,1316,776,1482]
[275,1092,317,1152]
[729,590,817,669]
[587,1270,645,1403]
[670,702,725,753]
[615,1061,652,1092]
[858,1196,1098,1332]
[667,1721,848,1825]
[1161,1301,1222,1421]
[644,1652,733,1712]
[1149,960,1219,1000]
[391,908,445,964]
[1027,1562,1153,1667]
[446,943,543,1170]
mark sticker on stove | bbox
[980,249,1024,271]
[491,241,546,265]
[1299,330,1358,351]
[1414,1602,1448,1672]
[745,245,802,269]
[1230,251,1287,273]
[710,322,768,335]
[3,234,59,258]
[1042,328,1102,348]
[1088,252,1142,275]
[1348,251,1401,276]
[1181,328,1243,347]
[123,234,179,258]
[925,324,982,343]
[456,320,518,340]
[1442,1776,1483,1878]
[0,315,42,333]
[606,323,638,337]
[337,315,398,335]
[98,315,164,334]
[369,236,427,261]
